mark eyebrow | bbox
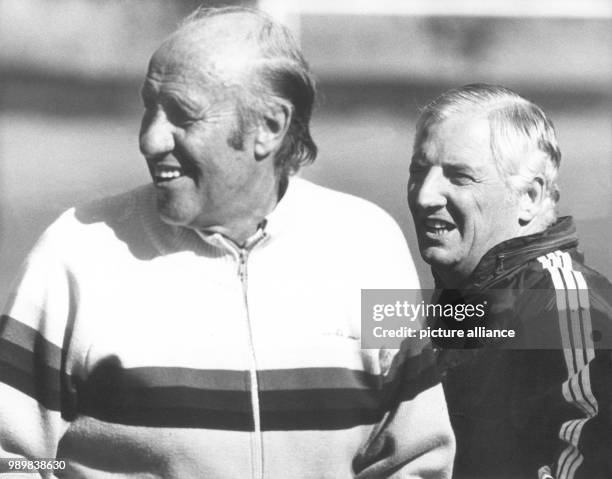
[170,94,203,117]
[443,162,484,179]
[409,153,482,175]
[139,84,204,119]
[445,162,476,171]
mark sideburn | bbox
[226,103,251,151]
[227,126,245,151]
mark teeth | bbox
[153,165,183,181]
[425,219,453,229]
[158,170,181,179]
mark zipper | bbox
[237,246,264,479]
[195,229,267,479]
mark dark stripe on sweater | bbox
[0,314,62,369]
[1,315,439,430]
[0,341,61,410]
[79,404,255,431]
[259,367,383,391]
[87,363,249,391]
[80,385,253,413]
[75,365,438,431]
[83,364,384,391]
[77,388,385,431]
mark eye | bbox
[164,106,191,126]
[449,172,474,185]
[175,117,197,128]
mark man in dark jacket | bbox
[407,83,612,479]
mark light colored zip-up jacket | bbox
[0,178,454,478]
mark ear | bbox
[254,101,292,160]
[518,176,545,225]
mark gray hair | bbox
[414,83,561,227]
[180,6,317,176]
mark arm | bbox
[551,308,612,479]
[352,210,455,478]
[0,222,75,476]
[354,345,455,478]
[532,267,612,479]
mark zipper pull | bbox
[238,250,247,282]
[495,253,506,274]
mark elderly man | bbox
[408,83,612,479]
[0,7,454,478]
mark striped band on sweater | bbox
[0,313,437,432]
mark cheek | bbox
[445,192,472,225]
[486,189,518,219]
[447,193,489,244]
[471,191,519,240]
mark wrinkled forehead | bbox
[413,114,493,167]
[147,15,260,84]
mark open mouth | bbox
[152,164,185,184]
[423,218,456,236]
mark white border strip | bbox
[259,0,612,19]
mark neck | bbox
[434,220,553,288]
[434,269,471,289]
[518,217,549,237]
[199,174,285,245]
[205,214,269,246]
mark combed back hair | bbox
[180,6,317,176]
[414,83,562,227]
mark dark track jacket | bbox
[433,217,612,479]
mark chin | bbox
[155,197,197,228]
[420,246,458,270]
[158,212,187,227]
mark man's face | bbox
[139,33,260,230]
[407,115,522,282]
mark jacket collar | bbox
[434,216,579,289]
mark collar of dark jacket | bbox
[433,216,580,289]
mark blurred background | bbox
[0,0,610,299]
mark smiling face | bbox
[408,115,522,285]
[139,28,278,235]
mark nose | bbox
[409,166,447,210]
[139,109,175,157]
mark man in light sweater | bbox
[0,7,454,478]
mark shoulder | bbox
[288,177,404,235]
[521,248,612,337]
[72,184,151,227]
[527,248,612,299]
[283,178,419,288]
[29,185,155,263]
